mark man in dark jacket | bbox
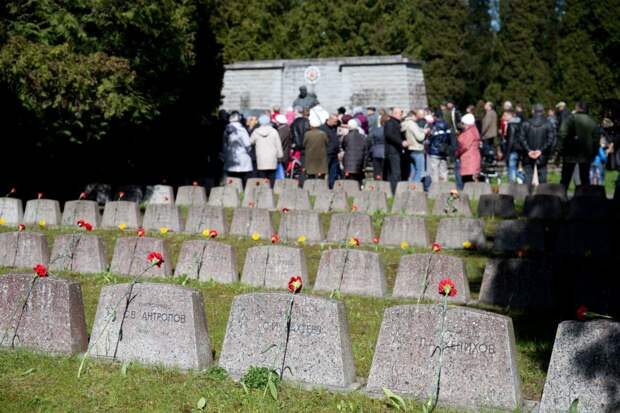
[428,112,451,183]
[320,114,341,188]
[384,107,404,192]
[501,110,523,183]
[555,101,570,132]
[341,119,368,185]
[290,108,310,181]
[519,104,555,186]
[275,114,292,166]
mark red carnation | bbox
[288,276,303,294]
[118,191,125,199]
[83,222,93,231]
[576,305,588,321]
[372,237,380,244]
[227,178,233,185]
[431,243,442,253]
[34,264,48,277]
[209,229,218,238]
[192,181,199,186]
[255,181,260,187]
[79,192,88,200]
[271,233,280,244]
[77,219,85,227]
[10,187,16,194]
[18,224,26,232]
[37,192,43,199]
[281,207,289,213]
[438,278,457,297]
[137,228,145,237]
[147,252,164,268]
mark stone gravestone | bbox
[379,216,429,247]
[242,186,275,209]
[219,292,356,389]
[241,246,308,289]
[314,249,387,297]
[332,179,361,197]
[245,177,271,193]
[462,182,492,200]
[207,186,240,208]
[145,184,174,204]
[229,208,273,239]
[184,206,227,235]
[573,184,607,199]
[352,192,388,214]
[523,195,563,220]
[533,183,567,201]
[175,186,207,206]
[479,258,556,310]
[110,237,172,277]
[539,320,620,413]
[101,201,142,229]
[50,234,107,274]
[493,219,545,252]
[0,198,23,225]
[567,197,610,221]
[431,193,472,217]
[273,178,299,195]
[391,191,428,215]
[62,200,101,228]
[435,218,486,249]
[278,211,324,242]
[0,232,49,268]
[556,222,609,256]
[326,213,373,244]
[276,189,311,211]
[174,240,237,283]
[89,282,212,369]
[393,254,469,304]
[499,183,530,203]
[313,191,348,213]
[395,181,424,196]
[142,204,183,232]
[0,273,88,354]
[363,180,393,197]
[303,179,328,196]
[366,305,521,412]
[477,194,517,218]
[24,199,62,226]
[428,181,457,199]
[223,177,243,194]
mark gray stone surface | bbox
[0,273,88,354]
[229,208,273,239]
[332,179,360,197]
[314,249,387,297]
[223,177,243,194]
[50,234,107,274]
[499,183,530,203]
[274,178,300,195]
[567,197,610,221]
[208,186,240,208]
[241,246,308,289]
[219,292,356,389]
[242,186,275,209]
[142,204,183,232]
[145,184,175,204]
[493,220,546,252]
[523,195,563,220]
[479,259,556,310]
[556,222,609,256]
[462,182,493,200]
[395,181,425,196]
[431,193,472,217]
[244,177,271,193]
[174,240,237,283]
[326,213,374,244]
[435,218,486,249]
[379,216,429,247]
[101,201,142,229]
[303,179,328,196]
[533,183,567,201]
[391,191,428,215]
[393,254,469,303]
[110,237,172,277]
[477,194,517,218]
[313,191,348,213]
[276,189,311,211]
[89,282,212,369]
[366,305,521,411]
[352,191,388,214]
[62,200,101,228]
[0,232,49,268]
[0,198,23,225]
[278,210,324,242]
[23,199,62,226]
[175,186,208,206]
[428,181,457,199]
[363,180,393,197]
[184,206,227,235]
[539,320,620,413]
[573,184,607,199]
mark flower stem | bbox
[279,296,295,380]
[429,296,449,413]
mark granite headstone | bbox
[101,201,142,229]
[427,181,457,199]
[313,191,348,213]
[391,191,428,215]
[363,180,393,197]
[0,232,49,268]
[145,184,174,204]
[229,208,273,239]
[207,186,240,208]
[477,194,517,218]
[523,195,563,220]
[110,237,172,277]
[303,179,328,196]
[62,200,101,228]
[493,219,546,252]
[278,210,323,242]
[142,204,183,232]
[23,199,62,226]
[241,246,308,289]
[435,218,486,249]
[50,234,107,274]
[273,178,300,195]
[431,193,472,217]
[395,181,424,196]
[223,176,243,194]
[533,183,567,201]
[0,198,23,225]
[499,183,530,203]
[242,186,275,209]
[244,177,271,193]
[352,191,388,214]
[175,186,208,206]
[276,189,311,211]
[462,182,492,200]
[379,216,429,247]
[314,249,387,297]
[332,179,361,197]
[174,240,237,283]
[326,213,374,244]
[184,206,227,235]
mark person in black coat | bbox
[519,104,556,186]
[341,119,369,185]
[320,114,341,188]
[384,107,404,192]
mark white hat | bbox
[462,113,475,126]
[347,119,359,130]
[275,114,288,125]
[309,117,321,128]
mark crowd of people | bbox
[220,93,619,194]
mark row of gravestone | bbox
[0,272,616,413]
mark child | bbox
[589,137,613,185]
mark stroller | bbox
[286,149,303,179]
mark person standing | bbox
[481,101,498,161]
[384,107,404,192]
[341,119,368,185]
[428,112,451,182]
[321,114,341,188]
[222,111,253,185]
[369,114,388,180]
[555,101,570,132]
[303,117,329,179]
[501,110,523,183]
[250,115,283,187]
[456,114,481,183]
[275,114,292,173]
[518,104,555,186]
[402,109,428,183]
[367,107,379,139]
[444,100,463,189]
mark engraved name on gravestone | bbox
[435,218,486,249]
[185,206,227,235]
[176,186,208,206]
[278,211,323,242]
[431,193,472,217]
[230,208,273,239]
[207,186,240,208]
[145,184,174,204]
[50,234,107,274]
[24,199,62,226]
[0,198,23,225]
[276,189,311,211]
[110,237,172,277]
[314,249,387,297]
[326,213,373,244]
[174,240,237,283]
[313,191,348,213]
[352,192,388,214]
[62,200,101,228]
[0,232,49,268]
[101,201,142,229]
[241,246,308,289]
[303,179,328,196]
[273,178,299,195]
[379,216,429,247]
[242,186,275,209]
[391,191,428,215]
[142,204,183,232]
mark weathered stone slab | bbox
[363,180,393,197]
[0,232,49,268]
[62,200,101,228]
[175,186,207,206]
[314,249,387,297]
[573,184,607,199]
[145,184,174,204]
[435,218,486,249]
[539,320,620,413]
[276,189,311,210]
[499,183,530,203]
[241,246,308,289]
[393,254,469,303]
[567,197,610,221]
[101,201,142,229]
[208,186,240,208]
[174,240,237,283]
[142,204,183,232]
[352,192,388,214]
[23,199,62,226]
[477,194,517,218]
[533,183,567,201]
[462,182,492,200]
[479,258,556,310]
[219,292,356,389]
[523,195,563,220]
[431,193,472,217]
[556,222,609,256]
[379,216,429,247]
[332,179,361,196]
[313,191,349,213]
[395,181,424,196]
[274,178,300,195]
[278,210,323,242]
[0,273,87,354]
[229,208,273,239]
[366,305,521,411]
[223,176,243,194]
[428,181,457,199]
[493,219,545,252]
[242,186,275,209]
[110,237,172,277]
[245,177,271,193]
[303,179,328,196]
[391,191,428,215]
[50,234,107,274]
[0,198,23,225]
[184,206,227,235]
[326,213,373,244]
[89,283,211,369]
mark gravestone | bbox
[219,292,356,389]
[428,181,457,199]
[207,186,240,208]
[477,194,517,218]
[556,222,609,256]
[435,218,486,249]
[110,237,172,277]
[62,200,101,228]
[303,179,328,196]
[379,216,429,247]
[101,201,142,229]
[276,189,311,211]
[0,232,49,268]
[314,249,387,297]
[539,320,620,413]
[313,191,348,213]
[366,305,521,412]
[223,177,243,194]
[363,180,393,197]
[332,179,361,197]
[493,220,545,252]
[0,198,23,225]
[241,246,308,289]
[393,254,469,304]
[462,182,492,200]
[23,199,62,226]
[479,259,556,310]
[567,197,610,221]
[142,204,183,232]
[116,185,144,203]
[89,282,212,369]
[175,186,208,206]
[174,240,237,283]
[273,178,299,195]
[50,234,107,274]
[84,183,113,204]
[523,195,563,220]
[533,183,567,201]
[0,273,88,353]
[326,213,373,244]
[184,206,227,235]
[352,192,388,214]
[499,183,530,203]
[431,193,472,217]
[395,181,424,196]
[278,211,324,242]
[391,191,428,215]
[573,184,606,199]
[242,186,275,209]
[145,184,174,204]
[245,177,271,193]
[229,208,273,239]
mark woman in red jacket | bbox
[456,113,481,183]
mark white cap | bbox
[309,117,321,128]
[347,119,359,130]
[462,113,475,126]
[275,114,288,125]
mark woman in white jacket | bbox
[250,114,284,187]
[223,111,253,184]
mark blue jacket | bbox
[428,119,451,158]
